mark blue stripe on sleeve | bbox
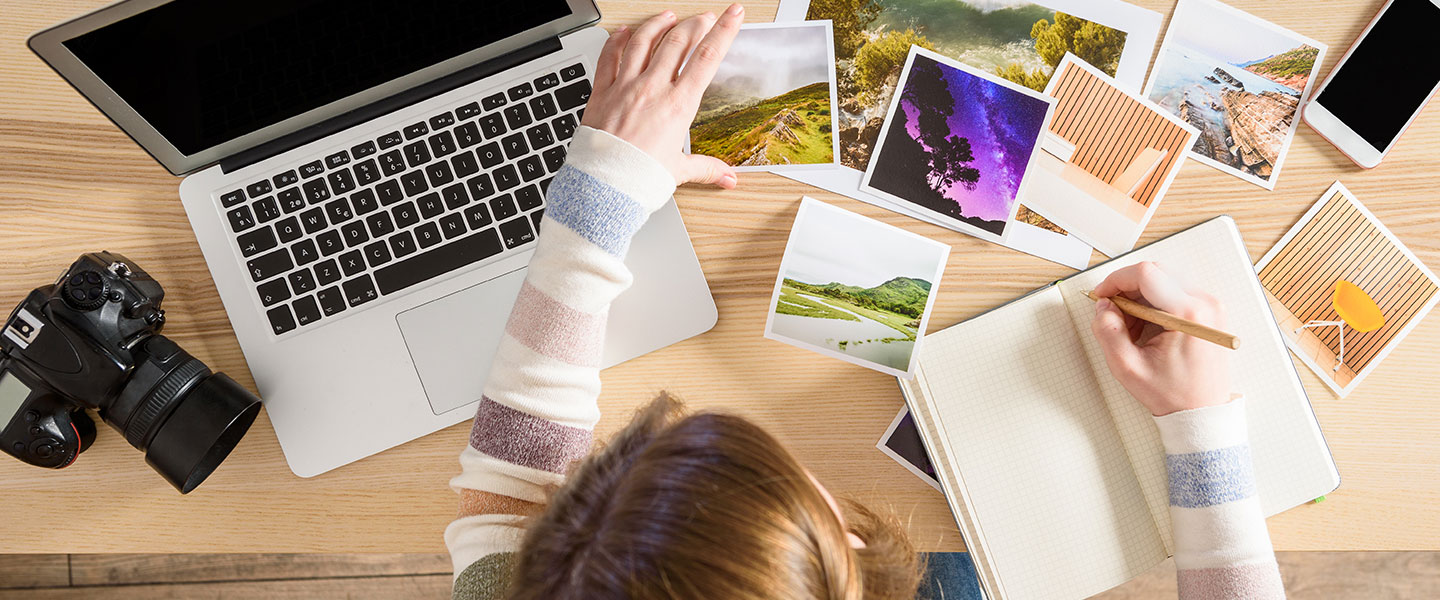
[1166,445,1257,508]
[543,165,647,257]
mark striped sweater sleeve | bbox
[444,126,677,600]
[1154,396,1286,599]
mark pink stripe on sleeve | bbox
[503,282,607,367]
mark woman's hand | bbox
[581,5,745,189]
[1090,262,1231,416]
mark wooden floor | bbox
[1,552,1434,598]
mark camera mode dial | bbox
[61,270,110,311]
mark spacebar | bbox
[373,229,504,295]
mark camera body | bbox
[1,252,261,492]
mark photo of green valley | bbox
[690,23,838,168]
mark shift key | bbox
[246,248,293,282]
[373,228,503,295]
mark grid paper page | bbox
[913,287,1167,600]
[1057,217,1341,554]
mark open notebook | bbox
[900,217,1339,600]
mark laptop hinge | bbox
[220,36,564,174]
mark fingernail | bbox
[727,4,744,16]
[664,10,675,19]
[720,174,737,188]
[617,25,628,32]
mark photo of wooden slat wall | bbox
[1259,189,1439,383]
[1046,64,1193,209]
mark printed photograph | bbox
[861,48,1053,241]
[765,197,949,377]
[878,407,942,491]
[690,22,839,170]
[1022,55,1198,257]
[1143,0,1326,189]
[1256,182,1440,397]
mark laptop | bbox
[28,0,718,477]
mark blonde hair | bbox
[508,393,922,599]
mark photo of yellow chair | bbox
[1295,280,1385,372]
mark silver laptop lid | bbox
[29,0,600,176]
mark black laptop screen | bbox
[63,0,572,155]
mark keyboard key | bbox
[341,221,369,247]
[350,187,380,215]
[490,193,518,221]
[428,130,456,158]
[479,114,506,138]
[425,160,454,187]
[273,169,299,188]
[414,222,443,248]
[339,250,366,276]
[451,151,480,178]
[552,113,577,140]
[404,122,428,140]
[267,305,297,335]
[455,102,482,120]
[464,203,492,230]
[493,165,521,191]
[303,178,331,204]
[275,216,303,243]
[237,227,278,257]
[499,217,536,249]
[379,150,406,176]
[247,180,272,198]
[326,198,354,224]
[518,155,545,182]
[328,168,355,194]
[404,141,431,168]
[325,151,350,169]
[247,248,293,282]
[527,123,555,150]
[354,159,381,185]
[292,295,322,326]
[376,179,404,205]
[299,160,326,178]
[257,278,290,306]
[556,80,591,111]
[373,227,503,295]
[377,131,405,149]
[503,104,532,130]
[466,174,495,201]
[343,275,379,307]
[366,211,395,238]
[400,170,429,197]
[254,197,283,222]
[227,206,256,232]
[417,192,445,219]
[531,208,544,232]
[278,187,306,213]
[542,146,567,173]
[441,183,470,210]
[288,269,317,294]
[475,142,503,168]
[429,111,455,130]
[481,92,507,111]
[529,94,558,120]
[392,201,420,229]
[534,72,560,91]
[291,238,320,266]
[313,259,342,286]
[501,133,529,160]
[515,184,543,212]
[390,230,417,258]
[439,213,467,239]
[507,82,533,101]
[317,230,344,256]
[363,240,392,267]
[351,140,377,158]
[560,63,585,81]
[455,122,483,148]
[316,286,347,316]
[539,177,553,194]
[221,189,246,207]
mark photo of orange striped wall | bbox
[1258,184,1440,393]
[1047,60,1195,209]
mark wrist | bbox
[563,126,678,213]
[1152,395,1248,454]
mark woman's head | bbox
[509,393,922,600]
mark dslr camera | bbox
[0,252,260,493]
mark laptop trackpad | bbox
[396,269,527,415]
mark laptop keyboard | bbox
[218,63,592,336]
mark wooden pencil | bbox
[1084,290,1241,350]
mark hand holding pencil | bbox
[1089,262,1236,417]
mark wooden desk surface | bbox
[2,0,1437,554]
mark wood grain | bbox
[1,0,1438,554]
[0,574,452,600]
[0,555,68,589]
[1092,552,1440,599]
[67,553,451,586]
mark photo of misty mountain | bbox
[691,24,837,167]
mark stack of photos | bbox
[1022,54,1198,257]
[1256,182,1440,397]
[861,47,1053,244]
[1143,0,1327,189]
[764,197,949,378]
[690,22,840,171]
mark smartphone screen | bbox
[1315,0,1440,151]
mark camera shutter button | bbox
[30,438,59,459]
